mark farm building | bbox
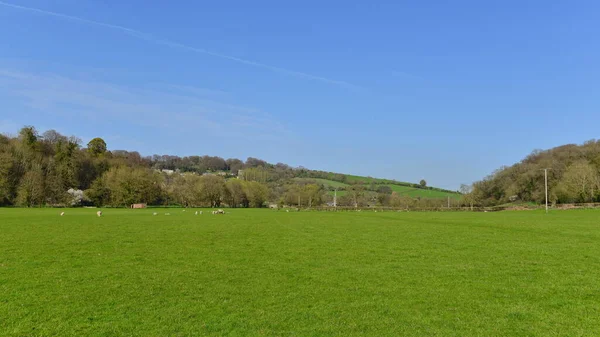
[131,203,147,209]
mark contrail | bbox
[0,1,359,89]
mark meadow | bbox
[294,177,459,199]
[1,208,600,336]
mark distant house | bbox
[131,203,147,209]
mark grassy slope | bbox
[2,208,600,336]
[296,177,459,199]
[319,175,460,199]
[293,178,349,189]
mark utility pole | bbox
[333,188,337,208]
[544,168,549,214]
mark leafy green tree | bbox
[18,126,39,151]
[225,179,247,207]
[87,138,107,157]
[376,186,393,194]
[347,184,366,208]
[199,175,225,207]
[170,174,202,207]
[0,151,14,205]
[244,181,269,208]
[419,179,427,188]
[89,166,163,207]
[85,176,111,206]
[377,193,391,206]
[303,184,324,207]
[16,166,45,207]
[556,160,598,203]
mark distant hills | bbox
[0,125,459,207]
[471,140,600,205]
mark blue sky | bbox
[1,0,599,190]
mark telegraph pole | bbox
[544,168,548,214]
[333,188,337,208]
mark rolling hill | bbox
[294,177,460,200]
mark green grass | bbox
[329,190,347,196]
[2,208,600,336]
[293,178,350,189]
[385,184,461,199]
[314,175,460,199]
[296,176,458,199]
[344,174,393,184]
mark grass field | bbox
[295,177,459,199]
[2,208,600,336]
[293,178,350,189]
[385,184,460,199]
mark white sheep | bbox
[194,211,198,215]
[199,211,203,215]
[153,212,158,216]
[96,211,102,217]
[60,212,65,216]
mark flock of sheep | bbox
[59,209,227,217]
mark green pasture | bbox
[293,178,350,189]
[1,208,600,336]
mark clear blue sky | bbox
[1,0,599,190]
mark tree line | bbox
[0,126,456,208]
[466,140,600,206]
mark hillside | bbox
[0,126,459,208]
[471,140,600,205]
[294,177,460,200]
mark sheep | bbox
[194,211,198,215]
[199,211,203,215]
[153,212,158,216]
[212,209,225,215]
[165,213,171,216]
[96,211,102,217]
[60,212,65,216]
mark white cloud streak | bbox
[0,68,288,140]
[0,1,359,89]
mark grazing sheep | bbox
[182,209,186,212]
[153,212,158,216]
[212,209,225,215]
[194,211,198,215]
[199,211,203,215]
[96,211,102,217]
[286,210,290,213]
[60,212,65,216]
